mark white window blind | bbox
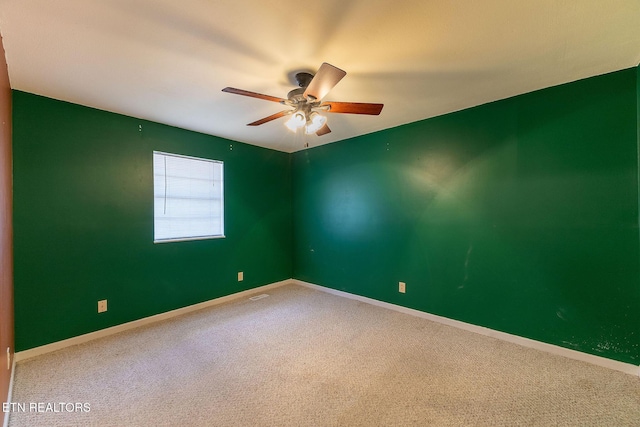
[153,151,224,242]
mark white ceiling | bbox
[0,0,638,153]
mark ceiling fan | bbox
[222,63,383,136]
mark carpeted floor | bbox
[7,284,640,426]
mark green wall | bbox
[13,91,292,351]
[292,67,640,364]
[13,67,640,365]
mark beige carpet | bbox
[7,284,640,426]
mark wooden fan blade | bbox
[303,63,346,101]
[222,87,286,103]
[322,101,384,115]
[247,110,290,126]
[316,123,331,136]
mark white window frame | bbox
[153,151,224,243]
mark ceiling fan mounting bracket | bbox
[294,72,314,88]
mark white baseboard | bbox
[3,358,15,427]
[14,279,292,363]
[13,278,640,378]
[293,279,640,378]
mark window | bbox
[153,151,224,243]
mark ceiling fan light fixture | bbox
[305,112,327,134]
[285,111,306,132]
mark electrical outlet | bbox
[238,271,244,281]
[399,282,406,293]
[98,299,108,313]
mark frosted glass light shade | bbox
[285,112,306,132]
[305,112,327,134]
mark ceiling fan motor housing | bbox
[287,87,306,102]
